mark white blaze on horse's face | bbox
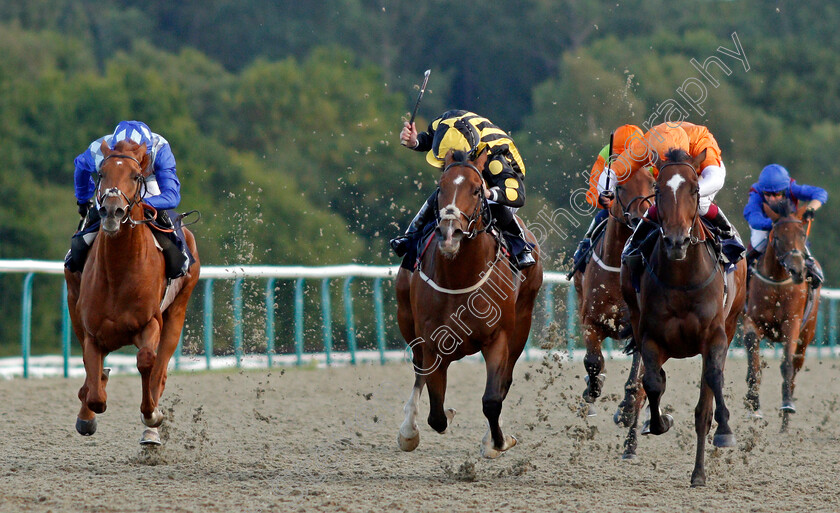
[665,174,685,203]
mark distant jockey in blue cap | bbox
[65,121,189,278]
[743,163,827,286]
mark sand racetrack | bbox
[1,353,839,512]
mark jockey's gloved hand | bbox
[77,199,91,218]
[598,191,615,209]
[803,207,816,221]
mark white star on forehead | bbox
[665,174,686,202]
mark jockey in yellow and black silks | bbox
[390,110,535,270]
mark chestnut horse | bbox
[743,200,820,430]
[574,167,654,418]
[64,139,200,445]
[620,149,746,487]
[395,149,542,458]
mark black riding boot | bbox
[390,191,437,257]
[705,206,745,264]
[567,209,608,279]
[803,245,824,288]
[153,210,189,279]
[490,204,535,270]
[65,207,101,273]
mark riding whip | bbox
[409,69,431,126]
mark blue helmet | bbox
[757,164,791,193]
[110,121,152,152]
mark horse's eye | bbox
[474,188,481,196]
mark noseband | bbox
[437,161,491,239]
[96,153,153,226]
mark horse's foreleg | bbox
[742,317,763,416]
[780,319,802,414]
[691,370,715,487]
[640,340,672,436]
[582,324,606,413]
[707,330,736,447]
[622,361,646,460]
[135,318,162,428]
[480,341,516,459]
[81,335,107,414]
[398,373,426,452]
[615,349,642,427]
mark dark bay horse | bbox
[574,167,654,418]
[620,149,746,487]
[743,201,820,429]
[64,139,200,445]
[396,149,543,458]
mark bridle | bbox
[436,160,491,240]
[95,153,154,227]
[767,217,807,272]
[612,186,654,229]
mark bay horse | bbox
[64,139,200,445]
[620,149,746,487]
[395,149,543,458]
[743,200,820,430]
[574,166,654,418]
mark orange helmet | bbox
[612,124,643,154]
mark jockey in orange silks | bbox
[568,124,644,277]
[602,122,744,267]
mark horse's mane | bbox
[450,150,470,163]
[110,139,144,153]
[663,148,692,163]
[768,198,795,218]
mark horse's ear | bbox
[443,149,455,168]
[474,147,488,168]
[100,139,111,157]
[763,202,780,222]
[691,149,707,171]
[649,150,662,171]
[138,148,152,176]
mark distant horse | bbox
[620,149,746,487]
[743,200,820,430]
[395,149,543,458]
[574,167,654,418]
[64,139,200,445]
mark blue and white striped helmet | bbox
[111,121,153,153]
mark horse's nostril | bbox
[115,208,125,219]
[98,207,107,218]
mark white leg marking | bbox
[398,384,423,451]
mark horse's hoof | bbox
[397,431,420,452]
[621,452,636,460]
[662,414,674,431]
[748,409,764,420]
[140,427,161,446]
[76,417,97,436]
[641,420,650,436]
[691,478,706,488]
[445,408,457,422]
[586,403,598,417]
[481,433,517,459]
[613,407,632,427]
[780,402,796,413]
[713,433,737,448]
[141,408,164,428]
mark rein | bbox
[96,154,154,227]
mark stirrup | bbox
[390,236,411,257]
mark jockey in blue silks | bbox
[743,163,827,286]
[65,120,189,278]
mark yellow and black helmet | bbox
[425,115,483,168]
